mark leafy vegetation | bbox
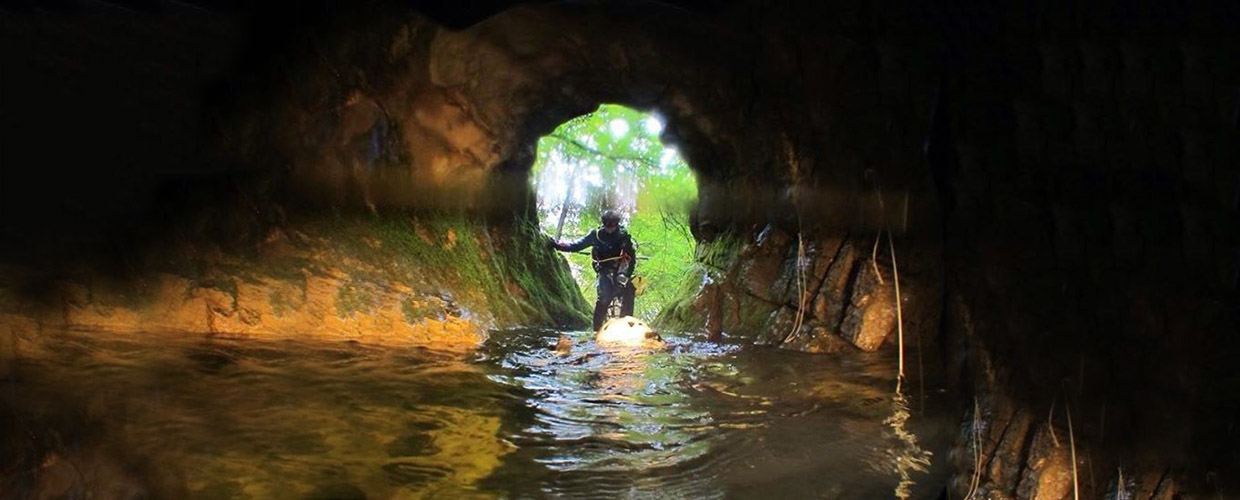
[532,104,698,322]
[653,230,750,331]
[267,209,589,328]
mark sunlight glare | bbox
[643,116,664,135]
[609,119,629,138]
[659,148,678,170]
[596,316,658,346]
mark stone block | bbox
[1014,425,1073,500]
[838,260,896,351]
[738,224,795,303]
[779,320,853,354]
[812,236,860,329]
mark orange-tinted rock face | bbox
[0,212,589,350]
[4,268,484,349]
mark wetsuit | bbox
[555,227,637,330]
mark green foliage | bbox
[305,210,588,327]
[627,210,696,321]
[653,230,750,331]
[532,104,698,322]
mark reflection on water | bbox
[885,393,935,499]
[2,328,955,499]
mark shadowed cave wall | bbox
[2,1,1238,498]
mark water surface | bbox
[3,328,955,498]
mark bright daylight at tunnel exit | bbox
[2,1,1237,499]
[532,104,698,324]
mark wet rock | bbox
[810,236,861,333]
[838,260,896,352]
[757,305,795,345]
[780,320,854,354]
[554,334,574,355]
[982,411,1035,496]
[1014,426,1072,500]
[736,224,796,303]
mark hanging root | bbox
[888,229,906,392]
[787,230,808,342]
[865,169,905,393]
[1067,401,1080,500]
[786,145,808,344]
[1048,397,1059,447]
[964,396,983,500]
[867,169,887,286]
[871,232,885,285]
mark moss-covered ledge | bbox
[0,210,588,349]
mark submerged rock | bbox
[554,334,574,355]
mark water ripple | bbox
[6,328,956,499]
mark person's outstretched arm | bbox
[552,230,597,252]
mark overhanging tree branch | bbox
[547,133,661,170]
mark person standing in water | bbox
[550,210,637,331]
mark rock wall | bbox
[0,212,589,361]
[934,1,1240,495]
[657,226,940,356]
[401,1,1235,496]
[661,2,1239,496]
[0,5,592,359]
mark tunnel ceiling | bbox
[241,0,760,211]
[220,0,936,232]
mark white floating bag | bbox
[595,316,660,346]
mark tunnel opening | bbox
[530,104,699,322]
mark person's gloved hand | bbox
[546,236,560,250]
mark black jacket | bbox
[559,227,636,273]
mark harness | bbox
[592,254,627,264]
[590,229,630,270]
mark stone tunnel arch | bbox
[272,0,947,348]
[307,0,940,239]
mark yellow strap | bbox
[631,276,648,296]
